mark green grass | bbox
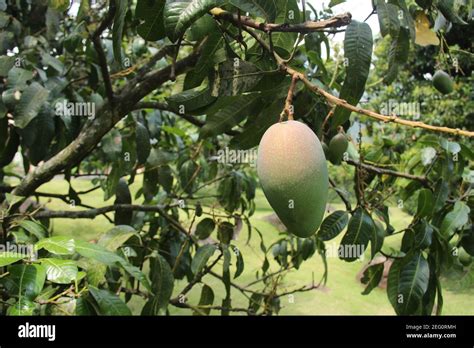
[27,178,474,315]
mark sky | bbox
[308,0,381,42]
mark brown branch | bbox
[344,159,430,187]
[133,101,240,136]
[210,8,352,33]
[91,2,116,108]
[278,65,474,137]
[279,75,299,121]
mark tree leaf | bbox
[191,244,217,275]
[233,246,244,279]
[18,220,47,240]
[35,236,75,255]
[361,263,384,295]
[371,220,385,258]
[440,201,470,238]
[40,258,78,284]
[377,2,400,37]
[229,0,277,21]
[0,252,25,267]
[15,82,49,129]
[142,254,174,315]
[397,252,430,315]
[416,188,433,218]
[414,220,433,249]
[200,94,260,138]
[332,21,373,128]
[435,0,467,25]
[164,0,221,42]
[210,59,263,96]
[272,0,300,57]
[112,0,128,65]
[7,298,36,316]
[383,27,410,85]
[97,225,136,251]
[89,286,132,315]
[136,0,166,41]
[194,284,214,315]
[135,122,151,165]
[318,210,349,241]
[432,179,449,213]
[2,264,46,301]
[339,207,374,262]
[195,218,216,240]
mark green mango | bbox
[257,120,328,238]
[328,133,348,165]
[432,70,454,94]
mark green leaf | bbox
[184,30,226,89]
[200,94,260,138]
[75,239,151,291]
[7,298,36,316]
[98,225,136,251]
[272,0,300,56]
[414,220,433,249]
[15,82,49,129]
[195,218,216,240]
[339,208,374,262]
[416,188,433,218]
[142,254,174,315]
[191,244,217,275]
[164,0,221,42]
[210,59,263,96]
[387,257,402,314]
[221,247,231,316]
[112,0,128,65]
[89,286,132,315]
[135,122,151,165]
[361,263,384,295]
[18,220,46,240]
[136,0,166,41]
[371,220,385,258]
[0,252,25,267]
[2,264,46,301]
[40,258,78,284]
[217,222,234,245]
[440,201,470,238]
[432,179,449,213]
[166,86,217,114]
[35,236,75,255]
[233,246,244,278]
[0,55,15,76]
[383,27,410,85]
[194,284,214,315]
[397,252,430,315]
[332,21,373,128]
[436,0,467,24]
[229,0,277,21]
[377,2,400,37]
[318,210,349,241]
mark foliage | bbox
[0,0,472,317]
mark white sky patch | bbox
[307,0,380,43]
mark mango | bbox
[328,133,348,165]
[432,70,453,94]
[257,120,328,238]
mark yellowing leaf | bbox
[414,12,439,46]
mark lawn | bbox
[27,177,474,315]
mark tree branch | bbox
[344,158,430,187]
[210,8,352,33]
[133,101,240,136]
